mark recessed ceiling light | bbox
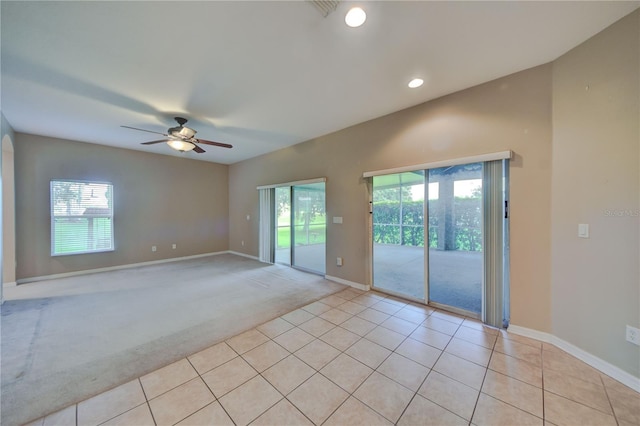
[408,78,424,88]
[345,7,366,28]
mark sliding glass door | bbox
[427,164,483,314]
[372,172,425,299]
[292,183,326,273]
[275,187,291,265]
[370,158,509,325]
[273,182,326,274]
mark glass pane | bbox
[292,183,326,273]
[275,187,291,265]
[372,171,425,300]
[428,163,483,314]
[51,180,113,255]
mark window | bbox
[50,180,113,256]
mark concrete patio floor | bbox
[373,244,482,313]
[277,243,481,314]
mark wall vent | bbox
[308,0,340,17]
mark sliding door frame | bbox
[365,151,511,327]
[257,177,327,275]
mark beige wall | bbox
[551,10,639,377]
[230,64,553,332]
[14,133,229,280]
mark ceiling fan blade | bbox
[121,125,168,136]
[197,139,233,149]
[141,139,168,145]
[192,145,206,154]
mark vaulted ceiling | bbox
[2,1,638,164]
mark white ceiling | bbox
[2,1,638,164]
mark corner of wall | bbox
[0,112,16,303]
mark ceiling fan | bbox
[121,117,232,153]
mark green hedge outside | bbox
[373,199,482,251]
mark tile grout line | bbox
[541,343,546,424]
[543,383,622,419]
[391,343,434,426]
[183,356,236,426]
[481,336,549,423]
[540,345,623,420]
[387,306,454,424]
[417,315,477,423]
[277,394,316,426]
[341,334,399,423]
[388,306,480,424]
[136,376,158,426]
[598,374,620,424]
[218,334,284,425]
[466,321,499,425]
[92,382,152,426]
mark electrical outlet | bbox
[151,245,157,252]
[241,240,245,246]
[336,257,343,266]
[626,325,640,346]
[172,244,177,249]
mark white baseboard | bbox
[227,251,260,261]
[325,275,370,291]
[16,251,230,285]
[2,281,17,288]
[508,324,640,392]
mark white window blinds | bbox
[50,180,114,256]
[482,159,510,328]
[258,188,275,263]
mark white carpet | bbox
[1,254,345,426]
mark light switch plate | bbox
[578,224,589,238]
[333,217,343,224]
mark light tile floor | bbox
[26,288,640,426]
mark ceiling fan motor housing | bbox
[169,126,197,139]
[169,117,197,139]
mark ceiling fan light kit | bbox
[167,139,196,152]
